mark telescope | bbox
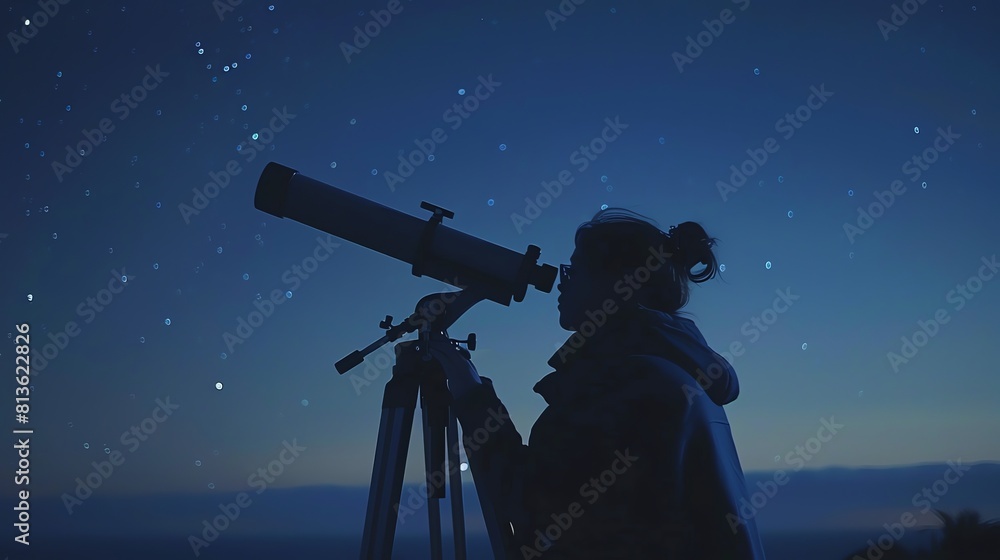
[254,161,557,373]
[254,162,554,559]
[254,162,557,307]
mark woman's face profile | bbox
[557,249,617,332]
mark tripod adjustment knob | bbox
[379,315,394,330]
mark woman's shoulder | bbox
[615,354,702,408]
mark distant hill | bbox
[21,462,1000,541]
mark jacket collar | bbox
[533,305,741,407]
[535,306,655,405]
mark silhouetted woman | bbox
[428,208,767,559]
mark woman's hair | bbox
[574,207,720,314]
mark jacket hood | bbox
[539,305,739,406]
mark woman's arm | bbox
[450,376,536,552]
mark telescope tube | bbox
[255,162,557,306]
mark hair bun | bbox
[668,224,695,267]
[671,222,717,280]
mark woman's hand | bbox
[422,334,482,398]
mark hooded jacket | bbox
[450,305,767,559]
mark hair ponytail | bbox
[670,222,720,284]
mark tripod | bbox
[337,291,518,560]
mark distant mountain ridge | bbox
[23,462,1000,540]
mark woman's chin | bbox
[557,308,578,331]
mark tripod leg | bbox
[420,370,452,560]
[421,405,444,560]
[447,409,467,560]
[360,373,420,560]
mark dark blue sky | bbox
[1,0,998,542]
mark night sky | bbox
[1,0,998,555]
